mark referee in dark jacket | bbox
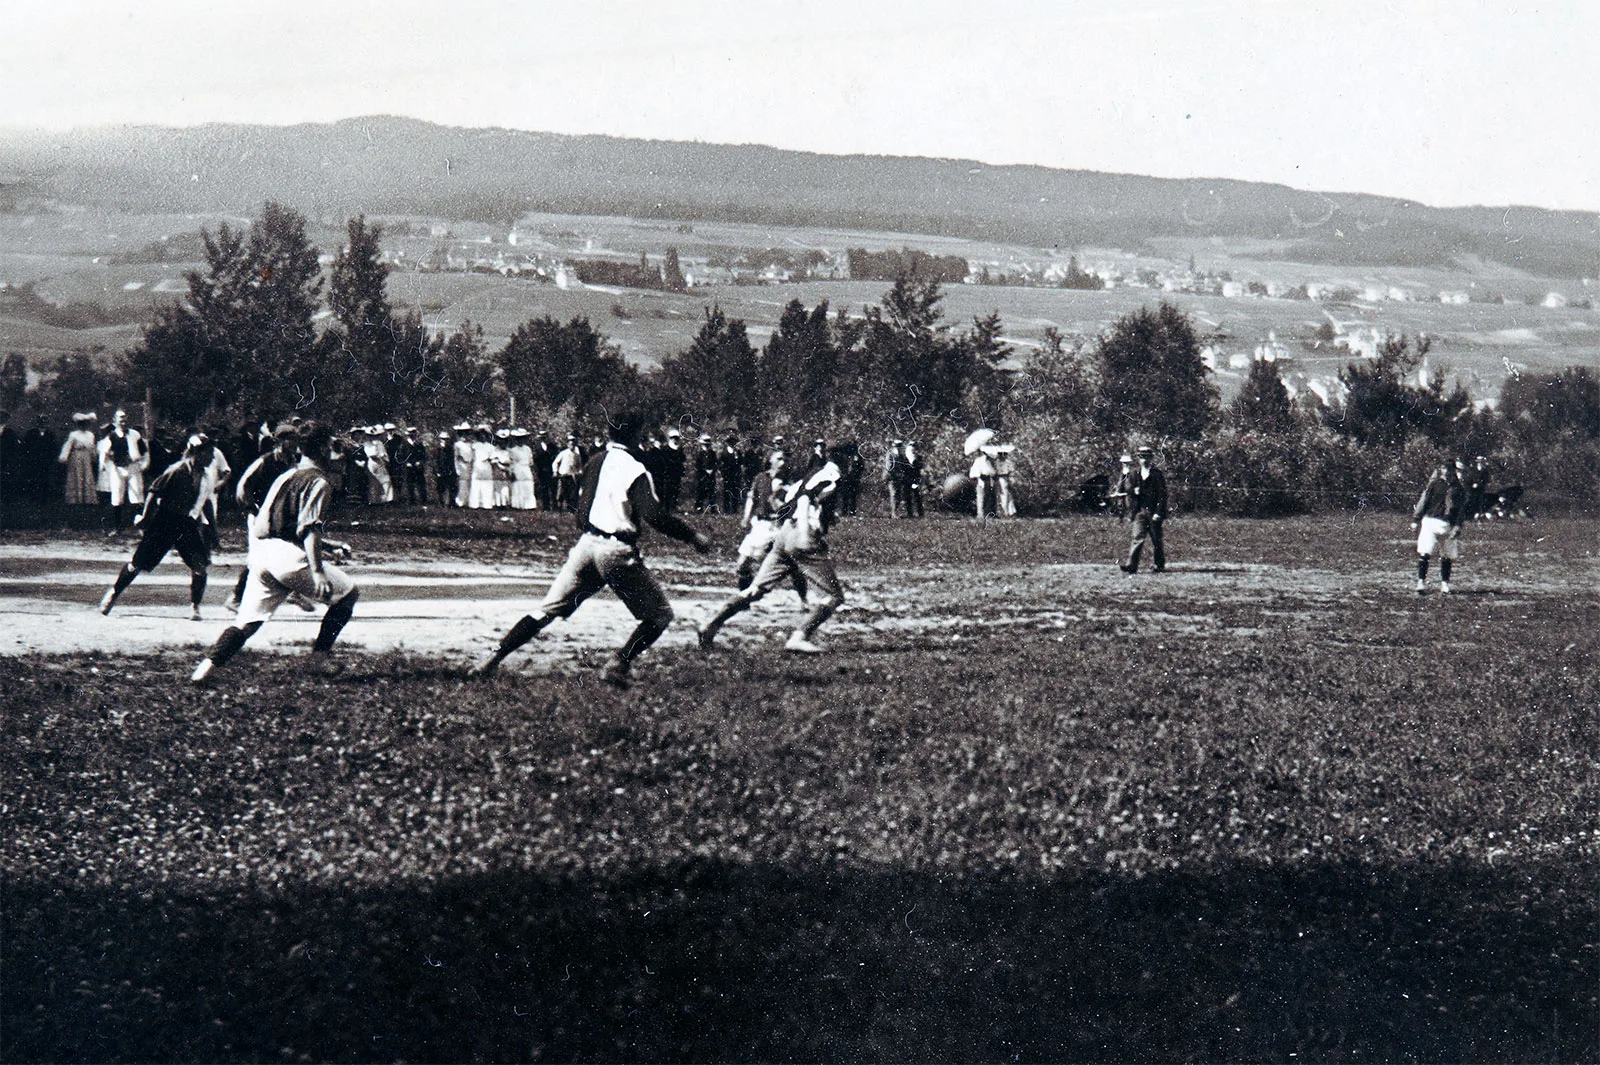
[1120,444,1168,574]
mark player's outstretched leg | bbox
[99,563,139,615]
[190,620,264,684]
[312,588,358,652]
[474,613,551,677]
[696,593,751,651]
[785,566,842,653]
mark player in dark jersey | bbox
[190,422,358,684]
[473,411,711,687]
[98,434,216,620]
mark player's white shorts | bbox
[1416,516,1461,559]
[737,519,778,561]
[236,537,355,626]
[106,464,145,506]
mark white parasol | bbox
[963,428,996,455]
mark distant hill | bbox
[1,116,1596,277]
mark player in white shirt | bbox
[474,412,711,687]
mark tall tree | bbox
[656,305,758,424]
[497,315,632,419]
[322,215,395,418]
[127,203,322,423]
[1231,357,1296,433]
[1008,326,1093,425]
[242,202,324,411]
[758,298,838,418]
[1092,302,1217,440]
[1329,333,1461,448]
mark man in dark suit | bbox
[1120,444,1168,574]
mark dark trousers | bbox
[1125,515,1165,572]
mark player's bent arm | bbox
[302,527,332,598]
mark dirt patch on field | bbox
[3,522,1592,675]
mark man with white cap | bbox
[553,433,583,512]
[698,451,844,655]
[693,433,718,513]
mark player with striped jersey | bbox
[191,422,358,684]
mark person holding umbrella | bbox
[965,428,997,520]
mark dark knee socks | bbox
[497,613,547,656]
[208,621,263,666]
[619,615,671,665]
[1440,559,1452,583]
[111,563,138,598]
[232,568,250,600]
[1418,554,1430,579]
[190,571,206,608]
[313,588,359,652]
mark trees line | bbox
[5,202,1597,513]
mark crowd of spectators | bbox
[0,409,881,530]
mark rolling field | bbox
[5,207,1598,395]
[2,510,1597,1061]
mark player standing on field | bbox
[1412,458,1468,594]
[190,422,359,684]
[98,434,216,620]
[473,412,712,688]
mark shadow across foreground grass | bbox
[6,857,1592,1063]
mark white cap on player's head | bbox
[184,432,211,454]
[495,428,511,439]
[272,422,298,440]
[383,422,397,432]
[1120,453,1134,464]
[454,422,472,432]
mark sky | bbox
[2,0,1595,212]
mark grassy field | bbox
[3,511,1597,1061]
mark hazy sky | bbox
[4,0,1595,211]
